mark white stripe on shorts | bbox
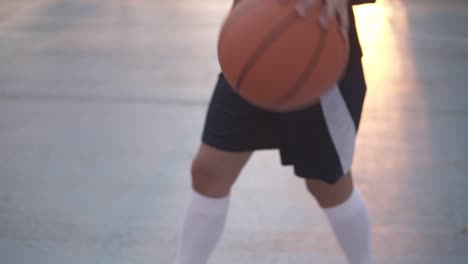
[320,85,356,174]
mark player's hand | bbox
[279,0,350,40]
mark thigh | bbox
[202,73,279,152]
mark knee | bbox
[191,159,231,198]
[305,179,335,206]
[191,159,216,186]
[305,172,354,208]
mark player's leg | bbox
[305,172,372,264]
[278,27,372,262]
[301,58,371,263]
[301,43,371,261]
[175,73,277,264]
[175,144,252,264]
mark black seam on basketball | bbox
[275,27,328,105]
[235,10,299,93]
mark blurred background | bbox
[0,0,467,263]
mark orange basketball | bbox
[218,0,349,112]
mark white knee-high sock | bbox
[324,188,373,264]
[175,189,229,264]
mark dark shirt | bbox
[348,5,362,61]
[351,0,376,5]
[349,0,375,60]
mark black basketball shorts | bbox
[201,59,367,184]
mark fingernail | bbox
[295,6,307,16]
[341,28,347,36]
[319,15,328,28]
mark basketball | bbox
[218,0,349,112]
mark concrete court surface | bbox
[0,0,467,263]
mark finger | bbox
[295,0,317,17]
[278,0,306,16]
[318,15,328,29]
[337,3,350,38]
[278,0,291,5]
[325,0,335,18]
[319,0,334,29]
